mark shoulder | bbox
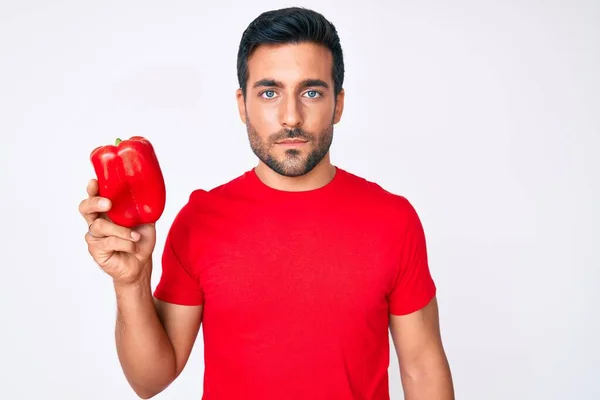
[166,169,252,228]
[338,168,421,221]
[184,169,252,207]
[340,169,429,249]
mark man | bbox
[79,7,454,400]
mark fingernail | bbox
[131,231,141,241]
[99,199,110,209]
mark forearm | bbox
[401,351,454,400]
[114,265,176,398]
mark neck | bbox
[254,155,336,192]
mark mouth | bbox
[275,139,309,147]
[276,139,308,143]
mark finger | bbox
[86,179,98,198]
[86,235,139,259]
[79,195,111,226]
[89,217,141,241]
[98,236,139,254]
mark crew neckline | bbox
[244,165,346,199]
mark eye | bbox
[303,90,322,99]
[260,90,277,99]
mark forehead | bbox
[246,42,333,85]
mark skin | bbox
[236,42,344,192]
[391,297,455,399]
[80,180,202,399]
[79,41,454,399]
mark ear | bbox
[236,88,247,124]
[333,88,345,124]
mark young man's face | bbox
[237,42,344,177]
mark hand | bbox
[79,179,157,286]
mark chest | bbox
[191,207,400,324]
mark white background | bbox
[1,0,598,399]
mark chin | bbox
[266,156,313,177]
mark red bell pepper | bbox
[90,136,166,228]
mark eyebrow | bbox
[252,78,330,90]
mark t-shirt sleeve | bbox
[153,200,205,306]
[388,198,437,315]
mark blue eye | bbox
[261,90,276,99]
[304,90,321,98]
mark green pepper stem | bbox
[115,138,122,145]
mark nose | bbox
[279,96,303,128]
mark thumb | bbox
[132,224,156,254]
[133,223,156,236]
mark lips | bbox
[278,139,307,144]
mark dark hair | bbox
[237,7,345,97]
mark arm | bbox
[114,261,203,399]
[390,296,454,400]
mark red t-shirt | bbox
[153,166,436,399]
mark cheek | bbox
[305,105,335,130]
[247,100,278,126]
[302,97,335,119]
